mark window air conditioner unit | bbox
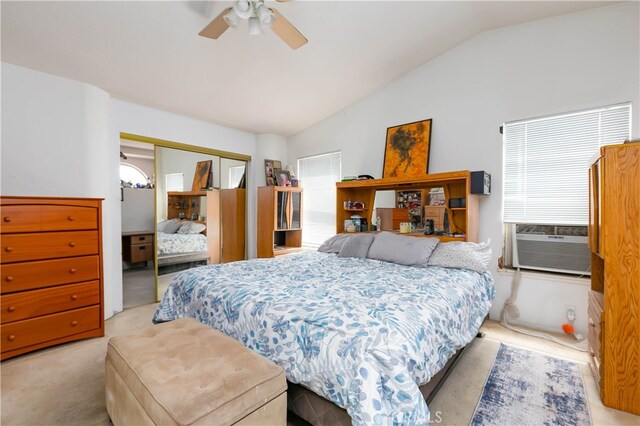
[511,224,590,276]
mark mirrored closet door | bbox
[155,147,247,301]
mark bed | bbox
[156,231,208,255]
[153,251,494,425]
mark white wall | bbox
[288,3,640,335]
[1,62,121,319]
[121,188,154,233]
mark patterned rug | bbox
[471,343,591,426]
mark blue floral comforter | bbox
[153,252,494,425]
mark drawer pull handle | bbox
[588,318,595,327]
[139,237,146,241]
[70,295,78,301]
[5,276,14,282]
[5,247,13,252]
[3,217,10,223]
[68,216,74,221]
[69,242,76,248]
[69,268,77,274]
[8,335,15,342]
[7,306,16,313]
[71,321,78,327]
[139,246,146,250]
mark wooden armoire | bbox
[588,141,639,415]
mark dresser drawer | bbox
[131,234,153,244]
[1,231,99,263]
[129,243,153,263]
[1,305,100,352]
[1,256,99,293]
[1,205,97,233]
[1,281,100,324]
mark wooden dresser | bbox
[588,142,639,415]
[0,196,104,360]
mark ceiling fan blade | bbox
[271,8,307,49]
[199,7,231,39]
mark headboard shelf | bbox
[336,170,481,242]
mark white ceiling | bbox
[1,1,616,136]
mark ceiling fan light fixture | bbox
[232,2,254,20]
[223,9,241,28]
[248,17,263,35]
[256,4,273,25]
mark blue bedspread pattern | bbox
[153,252,494,425]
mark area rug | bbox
[470,343,591,426]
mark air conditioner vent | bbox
[512,224,590,275]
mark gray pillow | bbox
[427,240,492,273]
[367,232,439,267]
[318,233,352,253]
[337,234,375,258]
[177,221,206,234]
[157,219,181,234]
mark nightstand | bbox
[122,231,154,265]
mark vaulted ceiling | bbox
[1,1,615,136]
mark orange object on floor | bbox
[562,323,575,334]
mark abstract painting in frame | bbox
[382,118,432,178]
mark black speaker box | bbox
[471,171,491,195]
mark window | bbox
[228,165,246,188]
[297,152,342,247]
[120,163,149,187]
[503,103,631,225]
[166,173,184,192]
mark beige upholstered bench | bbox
[105,318,287,425]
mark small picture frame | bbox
[265,159,283,186]
[275,169,291,187]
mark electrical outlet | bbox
[566,305,576,322]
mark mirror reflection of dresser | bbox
[423,205,445,231]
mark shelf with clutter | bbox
[336,170,489,242]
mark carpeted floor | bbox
[2,304,639,425]
[122,265,156,309]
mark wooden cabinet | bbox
[167,189,245,263]
[376,208,409,231]
[0,196,104,360]
[258,186,303,258]
[588,141,640,415]
[122,231,154,265]
[336,170,479,242]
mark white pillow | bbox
[177,221,206,234]
[157,219,181,234]
[367,232,439,267]
[427,240,492,273]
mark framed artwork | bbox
[382,118,432,178]
[275,169,291,187]
[192,160,212,191]
[265,159,282,186]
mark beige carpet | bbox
[2,304,639,425]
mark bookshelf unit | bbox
[258,186,303,258]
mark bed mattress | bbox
[153,252,494,425]
[156,231,208,255]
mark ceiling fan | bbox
[199,0,308,49]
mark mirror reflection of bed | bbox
[155,147,246,300]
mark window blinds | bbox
[297,152,342,247]
[503,103,630,225]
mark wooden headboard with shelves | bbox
[336,170,480,242]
